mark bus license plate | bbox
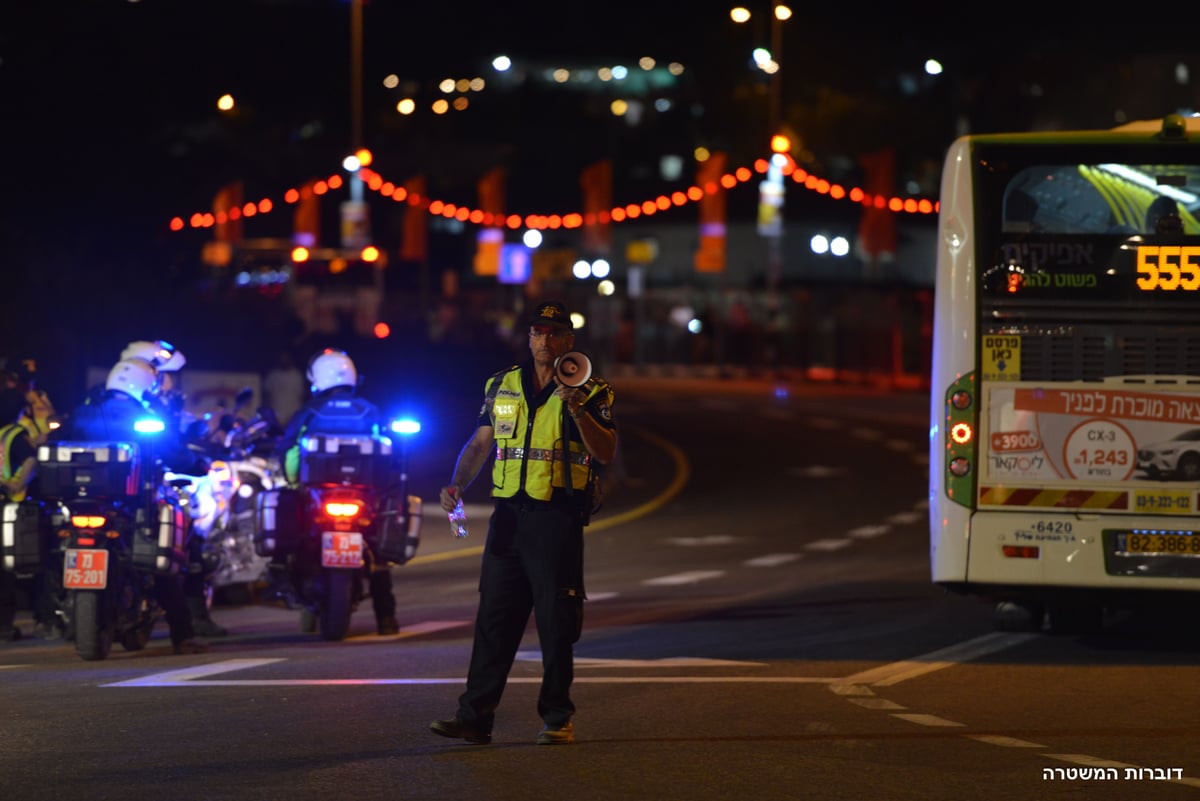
[64,549,109,590]
[321,532,363,568]
[1117,531,1200,556]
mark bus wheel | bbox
[992,600,1043,632]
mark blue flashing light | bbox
[391,418,421,436]
[134,418,166,434]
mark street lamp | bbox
[732,5,791,317]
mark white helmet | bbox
[121,340,186,372]
[106,358,159,402]
[307,349,357,393]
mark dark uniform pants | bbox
[457,500,585,729]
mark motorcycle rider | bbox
[274,348,399,635]
[60,358,208,654]
[121,340,227,638]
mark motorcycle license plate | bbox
[63,549,109,590]
[321,532,363,568]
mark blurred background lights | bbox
[343,154,362,171]
[730,6,751,23]
[687,317,703,334]
[925,58,944,76]
[492,55,511,72]
[522,229,543,248]
[217,94,234,111]
[572,259,591,279]
[591,258,611,278]
[597,279,615,296]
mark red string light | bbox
[166,157,938,232]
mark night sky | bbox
[1,0,1192,401]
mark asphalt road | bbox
[2,378,1199,801]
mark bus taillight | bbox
[950,422,973,444]
[1002,545,1040,559]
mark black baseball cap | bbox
[529,301,573,329]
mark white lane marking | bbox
[847,698,906,710]
[967,735,1045,748]
[105,659,285,687]
[789,465,846,478]
[587,591,619,602]
[642,570,724,586]
[836,632,1039,687]
[515,652,765,668]
[668,535,737,546]
[847,524,889,539]
[892,713,965,727]
[744,553,802,567]
[886,511,923,525]
[805,539,851,552]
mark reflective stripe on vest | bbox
[0,423,22,481]
[496,446,590,467]
[488,368,591,501]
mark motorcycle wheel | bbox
[74,591,113,661]
[319,570,353,641]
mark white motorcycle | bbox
[170,389,284,603]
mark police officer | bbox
[430,300,618,746]
[121,341,227,638]
[0,390,57,641]
[62,359,208,654]
[275,349,399,635]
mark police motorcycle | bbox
[35,419,190,661]
[169,388,283,601]
[254,418,422,641]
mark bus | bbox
[929,113,1200,632]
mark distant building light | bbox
[611,65,628,80]
[522,229,543,248]
[639,56,655,70]
[492,55,512,72]
[592,259,611,278]
[924,58,944,76]
[810,234,830,255]
[573,260,591,279]
[830,236,850,257]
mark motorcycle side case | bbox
[376,493,421,565]
[1,500,44,574]
[132,498,188,574]
[254,487,305,557]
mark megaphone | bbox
[554,351,593,388]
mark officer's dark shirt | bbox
[62,391,206,475]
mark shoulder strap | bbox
[484,365,518,405]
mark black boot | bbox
[186,596,228,637]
